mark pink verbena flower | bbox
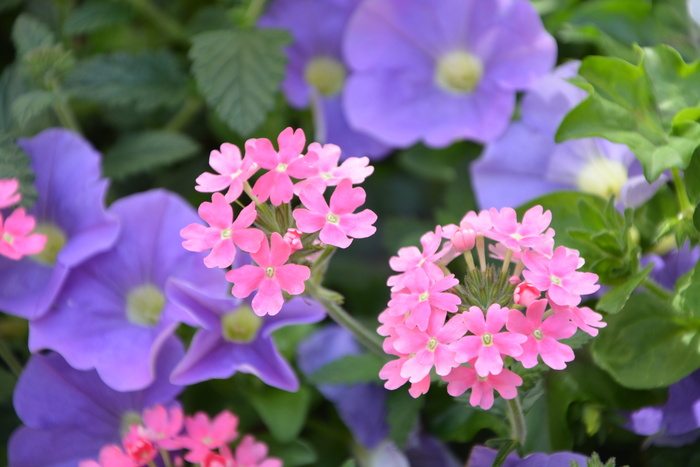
[122,425,157,466]
[487,205,554,255]
[444,363,522,410]
[293,142,374,195]
[379,353,432,398]
[248,127,317,205]
[550,302,607,336]
[232,435,283,467]
[0,178,20,208]
[179,410,239,463]
[522,246,600,307]
[506,299,576,370]
[79,445,137,467]
[0,208,46,260]
[450,304,526,377]
[226,232,311,316]
[181,196,265,268]
[387,226,446,290]
[195,143,257,203]
[293,178,377,248]
[141,405,183,450]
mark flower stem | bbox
[307,284,385,358]
[672,168,693,217]
[476,236,486,272]
[164,96,204,132]
[643,277,672,302]
[0,340,22,377]
[159,449,173,467]
[505,395,527,446]
[122,0,189,47]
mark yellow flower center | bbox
[221,305,263,343]
[126,284,165,327]
[435,50,483,94]
[576,158,628,199]
[304,56,347,96]
[31,222,66,265]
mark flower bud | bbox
[283,228,303,252]
[123,425,157,465]
[451,227,476,252]
[514,281,540,307]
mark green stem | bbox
[505,395,527,446]
[309,245,336,284]
[164,96,204,132]
[159,449,173,467]
[307,284,385,358]
[241,0,268,27]
[123,0,189,47]
[643,277,672,302]
[0,340,22,378]
[672,168,693,217]
[47,80,81,133]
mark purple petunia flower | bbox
[258,0,391,160]
[0,129,119,319]
[8,339,184,467]
[467,445,588,467]
[642,242,700,290]
[342,0,556,148]
[28,189,228,391]
[168,279,326,391]
[471,61,669,210]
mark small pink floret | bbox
[0,208,47,260]
[0,178,21,208]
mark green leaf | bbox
[190,28,289,136]
[0,65,28,135]
[386,389,423,447]
[557,45,700,181]
[103,130,200,179]
[596,264,653,314]
[11,13,55,57]
[66,51,188,112]
[248,386,311,442]
[0,137,37,208]
[308,353,384,385]
[592,292,700,389]
[490,439,520,467]
[10,90,60,129]
[673,260,700,319]
[63,0,132,36]
[685,149,700,203]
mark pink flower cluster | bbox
[181,128,377,316]
[379,206,605,409]
[0,178,46,260]
[79,405,281,467]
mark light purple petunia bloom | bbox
[28,189,228,391]
[642,242,700,290]
[168,279,326,391]
[471,61,669,210]
[258,0,391,160]
[342,0,556,148]
[0,128,119,319]
[467,445,588,467]
[8,339,184,467]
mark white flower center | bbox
[427,337,438,351]
[576,157,628,199]
[418,291,430,302]
[276,163,288,173]
[304,56,347,96]
[126,284,165,327]
[482,333,493,346]
[435,50,483,94]
[550,275,562,286]
[265,266,275,278]
[221,228,232,239]
[326,213,339,224]
[533,329,543,340]
[2,232,12,244]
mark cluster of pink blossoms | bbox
[379,206,606,410]
[181,128,377,316]
[0,178,46,260]
[81,405,281,467]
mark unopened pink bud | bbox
[508,275,521,285]
[283,228,303,252]
[514,281,540,307]
[123,425,157,465]
[202,451,229,467]
[451,227,476,252]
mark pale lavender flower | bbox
[8,339,183,467]
[467,445,588,467]
[0,129,119,319]
[471,62,668,210]
[258,0,391,160]
[342,0,556,148]
[28,189,228,391]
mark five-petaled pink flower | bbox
[248,128,318,205]
[0,178,21,208]
[141,405,184,450]
[293,178,377,248]
[79,445,137,467]
[181,195,265,269]
[0,207,46,260]
[195,143,258,203]
[226,232,311,316]
[293,142,374,195]
[487,205,554,255]
[444,362,522,410]
[179,410,239,463]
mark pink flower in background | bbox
[79,445,136,467]
[226,233,310,316]
[488,205,554,254]
[141,405,183,450]
[444,363,522,410]
[248,128,317,205]
[181,196,264,268]
[179,411,239,463]
[293,142,374,195]
[293,178,377,248]
[387,226,446,290]
[232,435,283,467]
[550,302,607,337]
[0,207,46,260]
[122,426,157,466]
[0,178,20,208]
[195,143,257,203]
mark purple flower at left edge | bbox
[258,0,392,160]
[168,278,326,391]
[28,189,229,391]
[8,338,184,467]
[0,128,119,319]
[467,445,588,467]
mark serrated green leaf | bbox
[10,90,59,129]
[103,130,199,179]
[308,353,384,385]
[248,386,311,442]
[0,138,37,208]
[673,259,700,319]
[386,389,423,447]
[66,51,188,112]
[592,292,700,389]
[64,0,132,36]
[11,13,55,57]
[0,65,28,135]
[190,28,289,136]
[597,264,653,314]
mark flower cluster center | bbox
[435,50,483,94]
